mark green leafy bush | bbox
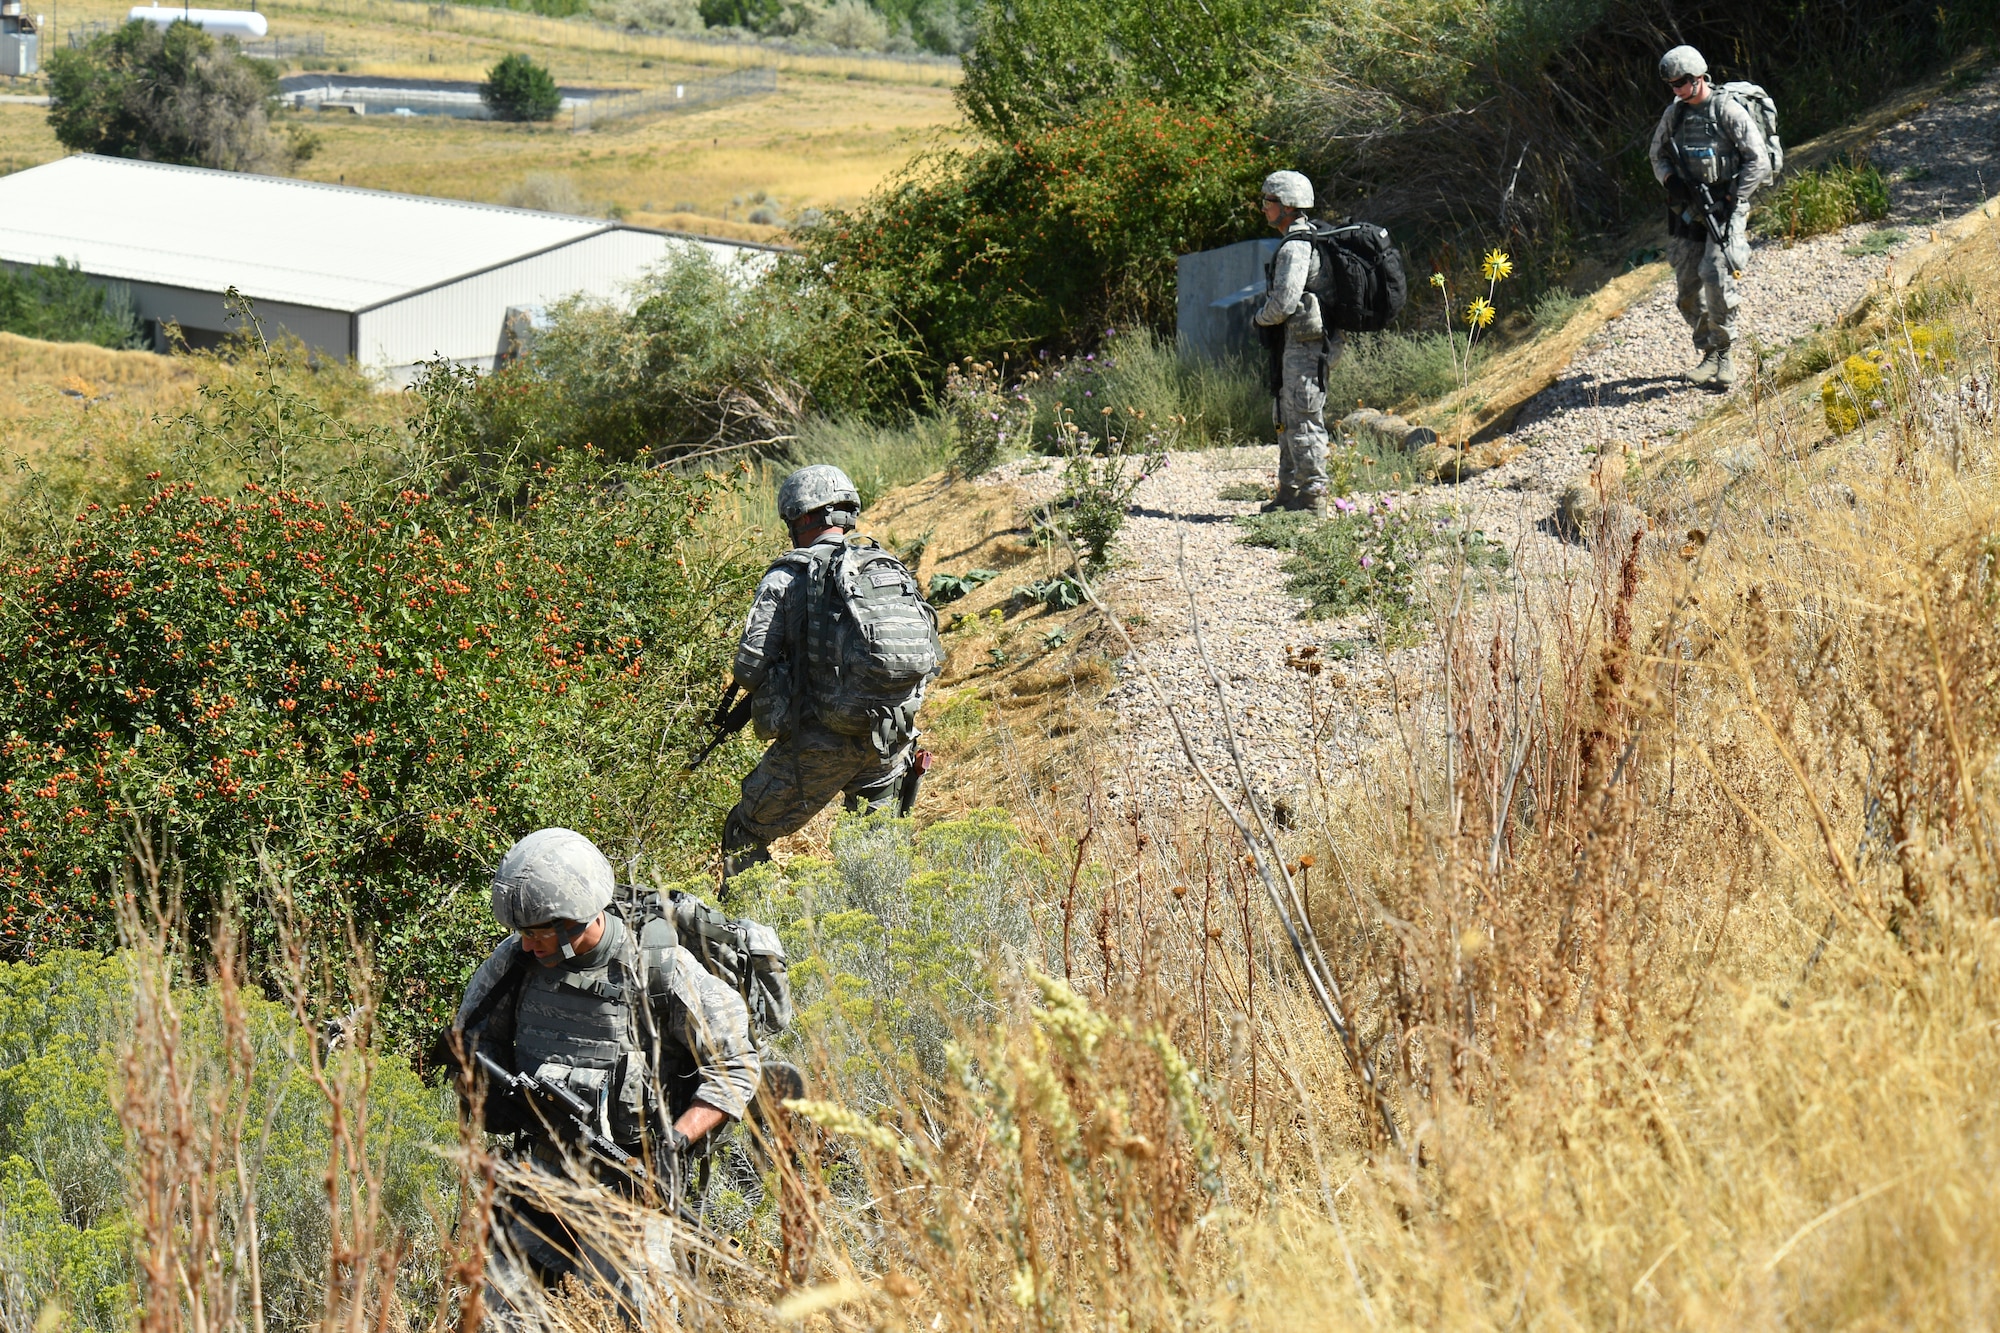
[1755,154,1892,240]
[0,260,141,349]
[943,358,1033,476]
[45,20,295,173]
[925,567,998,605]
[481,53,562,122]
[804,99,1274,373]
[0,354,764,1050]
[957,0,1294,136]
[1236,498,1507,632]
[0,951,454,1333]
[727,810,1048,1107]
[479,247,916,463]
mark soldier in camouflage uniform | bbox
[1649,45,1771,388]
[1253,170,1338,514]
[455,828,761,1323]
[719,465,928,881]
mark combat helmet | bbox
[490,828,615,955]
[777,464,861,528]
[1659,45,1708,83]
[1261,170,1314,211]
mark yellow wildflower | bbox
[1465,296,1496,329]
[1429,272,1447,290]
[1481,248,1514,282]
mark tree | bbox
[0,259,141,348]
[957,0,1296,137]
[481,54,562,123]
[44,19,289,173]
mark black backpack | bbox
[1298,219,1408,333]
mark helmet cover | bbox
[1261,170,1314,210]
[1659,45,1708,83]
[777,464,861,525]
[490,827,615,932]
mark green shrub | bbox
[45,20,294,173]
[1755,154,1891,240]
[1236,497,1507,633]
[0,260,141,349]
[481,53,562,122]
[0,353,764,1050]
[482,247,917,463]
[1323,329,1474,413]
[0,951,454,1333]
[942,358,1033,476]
[957,0,1292,135]
[727,810,1049,1107]
[804,100,1274,373]
[1015,330,1269,452]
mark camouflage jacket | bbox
[455,914,762,1133]
[1255,217,1323,338]
[1649,92,1771,202]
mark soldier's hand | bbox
[1664,176,1692,207]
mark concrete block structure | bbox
[1175,236,1280,364]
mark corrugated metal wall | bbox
[355,230,777,385]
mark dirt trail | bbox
[1011,70,2000,811]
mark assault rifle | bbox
[1667,137,1743,280]
[686,681,754,773]
[476,1051,702,1227]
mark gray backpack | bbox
[615,884,793,1040]
[1716,82,1784,176]
[802,537,942,741]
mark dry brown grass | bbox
[2,0,965,226]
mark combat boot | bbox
[1286,487,1328,516]
[1686,350,1721,386]
[1712,350,1736,388]
[1257,486,1298,514]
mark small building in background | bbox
[0,0,38,76]
[1176,237,1280,364]
[0,155,782,383]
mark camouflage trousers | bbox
[1667,210,1750,353]
[1275,335,1339,495]
[727,719,912,848]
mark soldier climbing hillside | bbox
[717,464,944,884]
[453,827,767,1323]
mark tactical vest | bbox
[1672,99,1739,189]
[510,915,683,1145]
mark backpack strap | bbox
[458,945,531,1036]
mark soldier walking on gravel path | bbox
[1254,170,1338,514]
[718,465,942,884]
[1650,45,1773,389]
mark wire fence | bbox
[568,63,775,129]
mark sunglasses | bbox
[1669,75,1698,89]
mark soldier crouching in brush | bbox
[454,827,760,1325]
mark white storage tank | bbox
[0,0,38,77]
[127,2,268,38]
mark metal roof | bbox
[0,154,624,312]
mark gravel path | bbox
[1016,72,2000,811]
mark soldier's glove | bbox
[1664,176,1692,208]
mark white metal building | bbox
[0,154,781,382]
